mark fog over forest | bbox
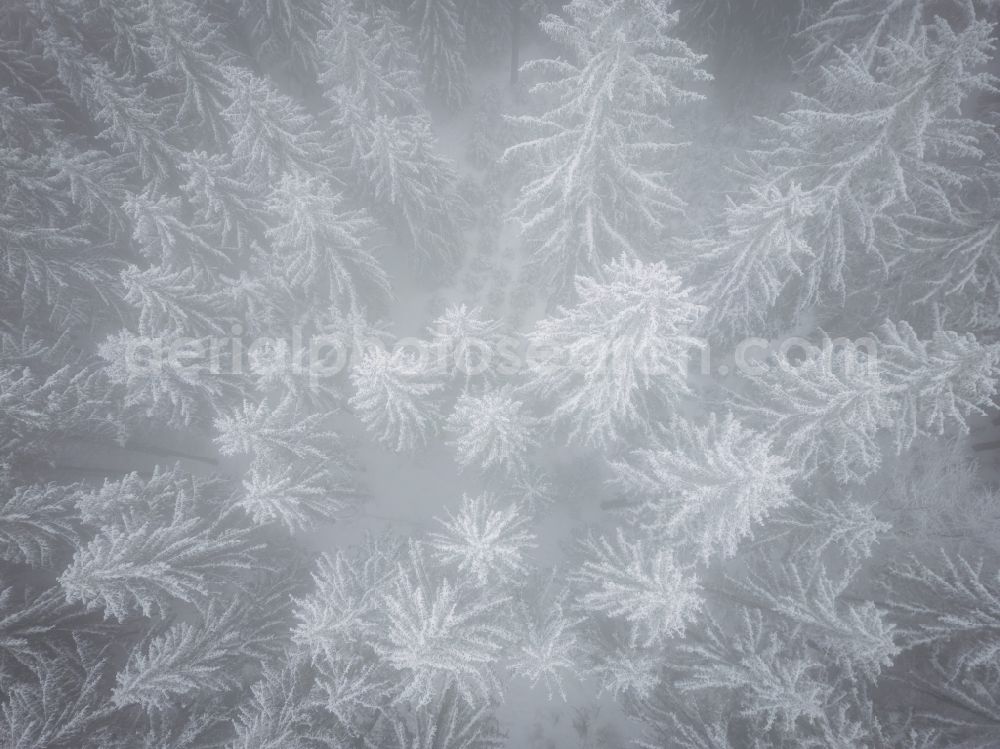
[2,0,1000,747]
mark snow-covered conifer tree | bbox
[121,264,233,338]
[112,572,299,713]
[429,304,503,392]
[99,329,227,430]
[731,558,899,677]
[428,493,536,585]
[214,393,341,462]
[377,683,505,748]
[886,552,1000,668]
[179,150,267,248]
[445,387,539,476]
[525,257,704,446]
[124,191,227,268]
[221,67,324,186]
[358,114,468,270]
[0,584,102,686]
[677,609,831,734]
[59,488,258,620]
[72,466,229,528]
[112,599,257,710]
[79,0,145,77]
[799,0,941,70]
[349,343,446,452]
[230,657,328,749]
[503,0,710,287]
[238,456,366,532]
[0,352,117,463]
[694,182,815,341]
[587,624,662,700]
[0,123,120,323]
[33,22,178,186]
[877,320,1000,449]
[611,414,795,560]
[313,649,393,735]
[0,482,80,567]
[774,495,889,562]
[508,574,582,701]
[319,1,423,117]
[573,529,702,646]
[293,534,401,657]
[744,325,1000,483]
[0,636,118,747]
[266,173,389,310]
[740,337,894,484]
[372,542,512,706]
[882,551,1000,745]
[134,0,232,145]
[502,466,556,515]
[48,146,130,237]
[407,0,469,109]
[900,153,1000,333]
[701,13,997,331]
[240,0,326,78]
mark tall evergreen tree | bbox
[525,257,704,446]
[407,0,469,109]
[503,0,710,287]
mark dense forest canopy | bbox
[2,0,1000,747]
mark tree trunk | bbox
[510,0,522,86]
